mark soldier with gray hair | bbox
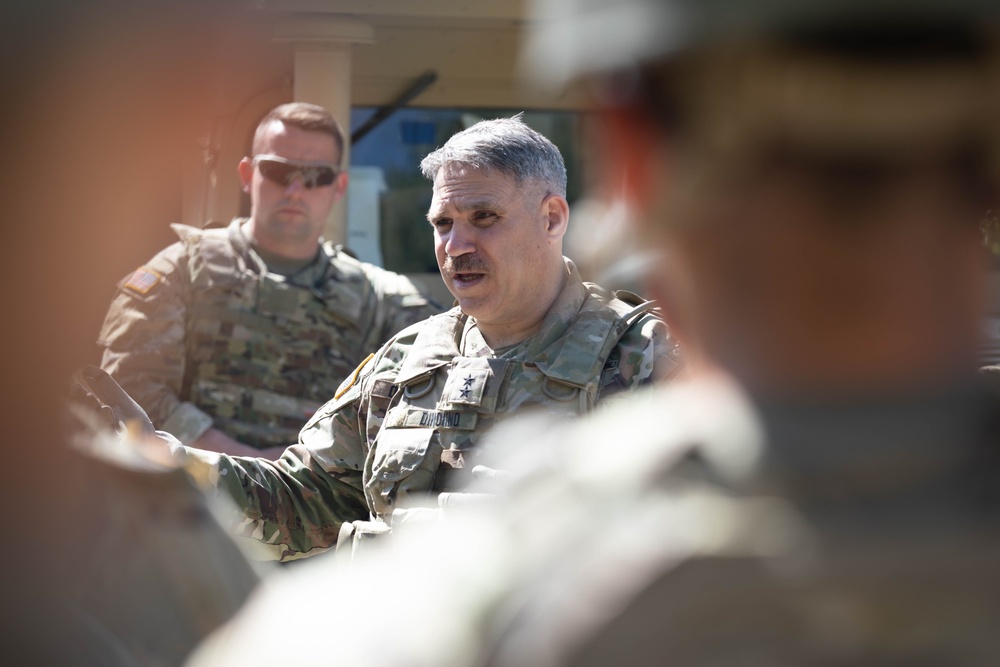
[147,115,684,561]
[419,115,568,196]
[188,1,1000,666]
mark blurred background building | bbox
[155,0,616,306]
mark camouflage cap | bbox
[526,0,1000,160]
[523,0,1000,86]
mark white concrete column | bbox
[275,16,373,246]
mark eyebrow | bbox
[426,198,500,222]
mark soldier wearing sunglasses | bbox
[98,102,443,459]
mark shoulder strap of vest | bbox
[179,220,255,287]
[610,288,660,326]
[319,240,369,286]
[533,285,660,399]
[170,222,203,243]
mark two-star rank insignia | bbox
[442,368,489,406]
[459,375,474,399]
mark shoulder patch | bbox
[371,379,397,400]
[123,267,163,295]
[335,352,375,400]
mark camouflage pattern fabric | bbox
[178,258,684,560]
[99,218,442,449]
[186,376,1000,667]
[70,428,260,667]
[466,380,1000,667]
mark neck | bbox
[691,230,987,398]
[245,218,319,261]
[478,323,542,352]
[673,168,991,399]
[477,260,568,350]
[252,244,316,276]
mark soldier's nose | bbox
[284,176,307,198]
[445,224,476,257]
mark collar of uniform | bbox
[457,257,586,365]
[315,240,347,283]
[230,217,332,286]
[393,309,467,386]
[521,257,587,360]
[393,259,585,386]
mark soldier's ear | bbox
[238,158,254,193]
[332,170,349,201]
[542,194,569,240]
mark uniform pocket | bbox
[365,427,440,517]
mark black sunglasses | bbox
[253,155,340,189]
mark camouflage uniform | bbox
[178,258,684,561]
[457,380,1000,666]
[187,378,1000,667]
[99,218,441,450]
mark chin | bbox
[453,296,487,319]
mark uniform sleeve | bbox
[97,242,214,445]
[597,313,687,401]
[177,351,382,561]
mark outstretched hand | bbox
[70,366,178,467]
[71,365,155,438]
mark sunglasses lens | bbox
[257,160,296,186]
[309,167,337,188]
[257,159,337,189]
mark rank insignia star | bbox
[447,370,487,404]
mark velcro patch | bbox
[371,379,398,400]
[123,267,163,295]
[385,407,478,431]
[441,368,490,406]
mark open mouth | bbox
[452,272,485,286]
[443,255,489,289]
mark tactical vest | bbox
[179,223,379,449]
[363,287,656,519]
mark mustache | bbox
[442,254,489,274]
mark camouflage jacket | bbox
[187,376,1000,667]
[98,219,441,450]
[179,258,684,560]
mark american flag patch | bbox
[123,267,163,294]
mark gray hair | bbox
[419,115,568,196]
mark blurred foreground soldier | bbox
[167,116,682,561]
[66,367,260,666]
[99,102,441,459]
[189,1,1000,666]
[0,3,266,663]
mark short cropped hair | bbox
[252,102,346,164]
[420,115,568,196]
